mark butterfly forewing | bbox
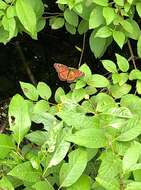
[54,63,84,83]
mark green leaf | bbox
[103,7,115,25]
[120,94,141,115]
[89,6,104,29]
[0,134,15,159]
[124,20,140,40]
[66,128,107,148]
[64,8,78,27]
[37,82,51,100]
[67,175,91,190]
[102,60,117,73]
[123,141,141,173]
[0,176,14,190]
[117,117,141,141]
[0,1,8,9]
[137,35,141,58]
[120,19,133,34]
[32,180,54,190]
[110,84,131,99]
[87,74,109,88]
[116,54,129,72]
[26,130,48,145]
[16,0,37,38]
[55,87,65,103]
[78,19,89,34]
[9,94,31,144]
[33,100,50,113]
[136,80,141,94]
[125,182,141,190]
[89,31,108,58]
[136,2,141,17]
[65,22,76,34]
[79,63,92,77]
[95,26,112,38]
[59,148,88,187]
[113,30,125,48]
[6,6,16,18]
[48,129,70,168]
[20,81,38,101]
[50,17,64,29]
[92,0,108,6]
[114,0,124,6]
[129,69,141,80]
[8,161,41,183]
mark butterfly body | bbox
[54,63,84,83]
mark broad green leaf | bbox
[0,1,8,9]
[103,7,115,25]
[32,180,54,190]
[26,130,48,145]
[113,141,131,156]
[79,63,92,77]
[92,0,108,6]
[87,74,109,88]
[2,16,16,40]
[64,8,78,27]
[28,0,44,18]
[133,169,141,181]
[50,17,64,29]
[37,82,51,100]
[120,20,133,34]
[8,161,41,183]
[59,148,88,187]
[116,54,129,72]
[16,0,37,38]
[75,80,86,89]
[110,84,131,99]
[96,151,121,190]
[89,30,107,58]
[57,110,98,129]
[48,129,70,168]
[67,175,91,190]
[136,80,141,94]
[71,88,87,102]
[33,100,50,113]
[65,22,76,34]
[136,2,141,17]
[113,0,124,6]
[0,26,9,44]
[89,6,104,29]
[98,151,121,179]
[123,141,141,173]
[78,19,89,34]
[95,26,112,38]
[112,73,129,86]
[120,94,141,115]
[124,19,141,40]
[113,30,125,48]
[125,182,141,190]
[9,94,31,144]
[20,82,38,101]
[102,60,117,73]
[117,117,141,141]
[137,35,141,58]
[66,128,107,148]
[0,134,15,159]
[6,6,16,18]
[129,69,141,80]
[0,176,14,190]
[55,87,65,103]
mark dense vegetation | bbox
[0,0,141,189]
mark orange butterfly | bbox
[54,63,84,83]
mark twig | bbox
[15,41,37,85]
[78,33,86,67]
[127,40,137,69]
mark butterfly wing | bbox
[54,63,69,81]
[67,69,85,83]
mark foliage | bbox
[0,60,141,189]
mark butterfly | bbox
[54,63,85,83]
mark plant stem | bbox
[78,33,86,67]
[127,40,136,69]
[15,41,37,85]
